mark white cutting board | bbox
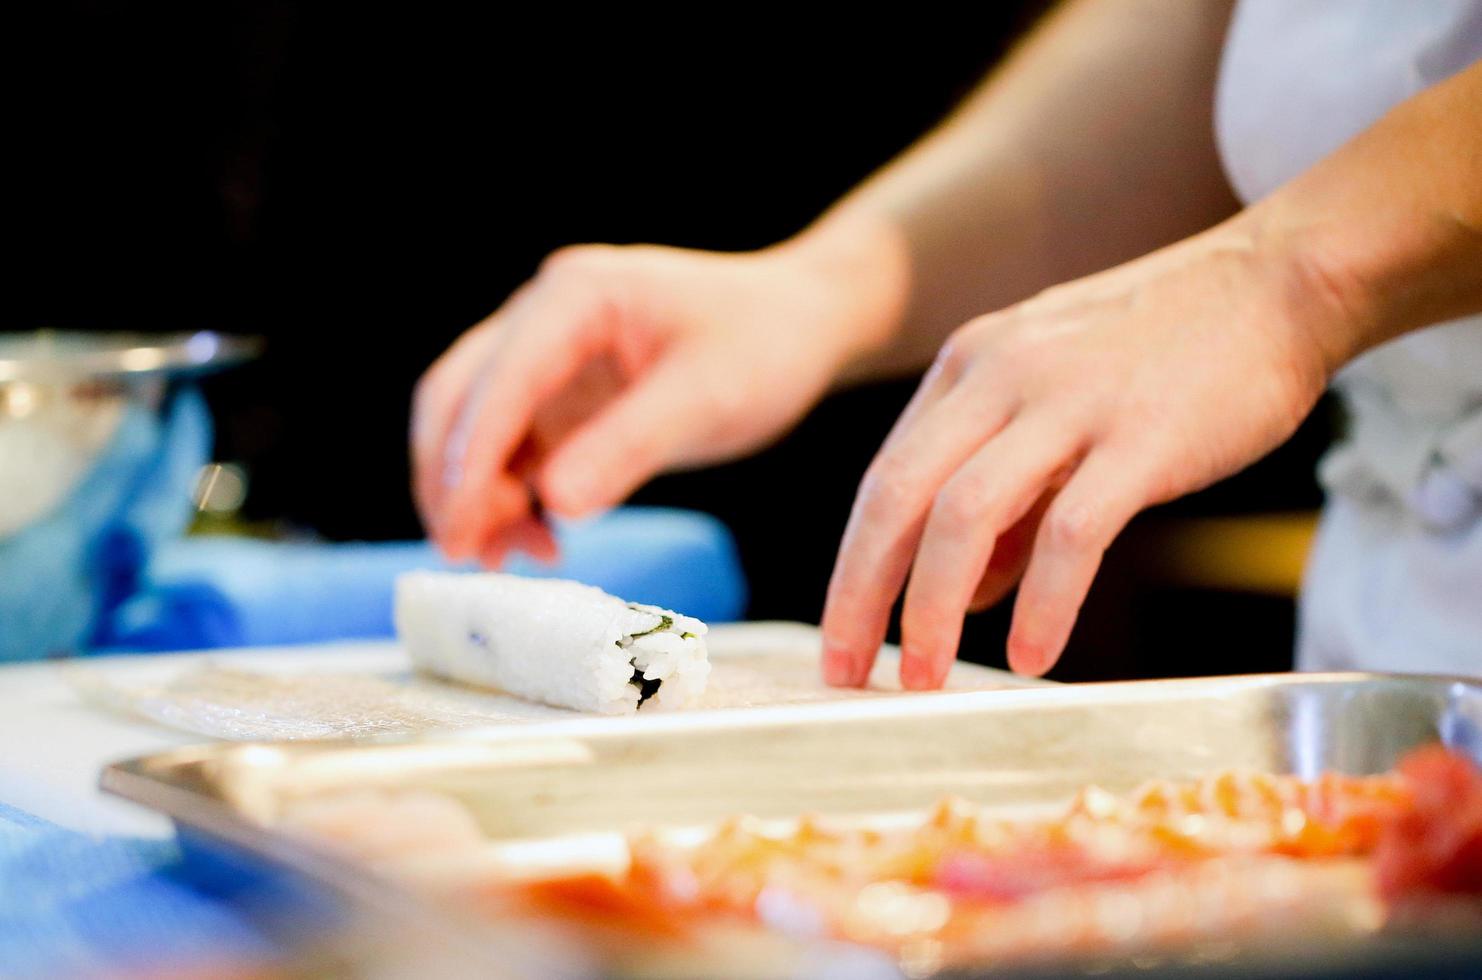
[0,623,1033,838]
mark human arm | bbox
[412,0,1243,567]
[820,53,1482,688]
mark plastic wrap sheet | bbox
[71,623,1038,741]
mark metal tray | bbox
[101,673,1482,978]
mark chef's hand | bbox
[413,217,907,566]
[821,220,1347,686]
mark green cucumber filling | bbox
[625,610,673,640]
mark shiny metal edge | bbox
[0,331,261,383]
[98,670,1482,855]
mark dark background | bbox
[8,2,1328,680]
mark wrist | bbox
[1219,203,1387,380]
[1238,183,1466,378]
[769,209,912,379]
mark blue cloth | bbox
[98,507,747,652]
[0,381,745,658]
[0,390,212,662]
[0,803,294,979]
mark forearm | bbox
[793,0,1240,383]
[1245,58,1482,372]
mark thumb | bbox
[537,355,705,516]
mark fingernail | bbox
[537,472,574,517]
[442,457,464,491]
[823,653,857,687]
[1007,635,1047,677]
[442,421,470,491]
[554,476,597,518]
[822,637,863,687]
[900,651,936,690]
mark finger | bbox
[873,345,958,455]
[1006,444,1156,676]
[477,512,559,569]
[477,538,511,571]
[899,418,1083,690]
[869,328,995,459]
[410,318,503,538]
[537,353,701,517]
[820,380,1013,688]
[967,492,1053,612]
[440,283,612,559]
[412,280,545,538]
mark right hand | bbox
[412,220,907,566]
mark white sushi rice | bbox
[394,572,710,714]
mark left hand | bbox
[820,220,1349,686]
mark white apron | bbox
[1216,0,1482,674]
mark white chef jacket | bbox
[1216,1,1482,674]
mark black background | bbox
[8,3,1326,679]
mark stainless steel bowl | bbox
[0,330,259,536]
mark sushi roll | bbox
[394,571,710,714]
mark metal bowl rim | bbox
[0,330,261,382]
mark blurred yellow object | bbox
[1135,511,1319,597]
[192,462,249,514]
